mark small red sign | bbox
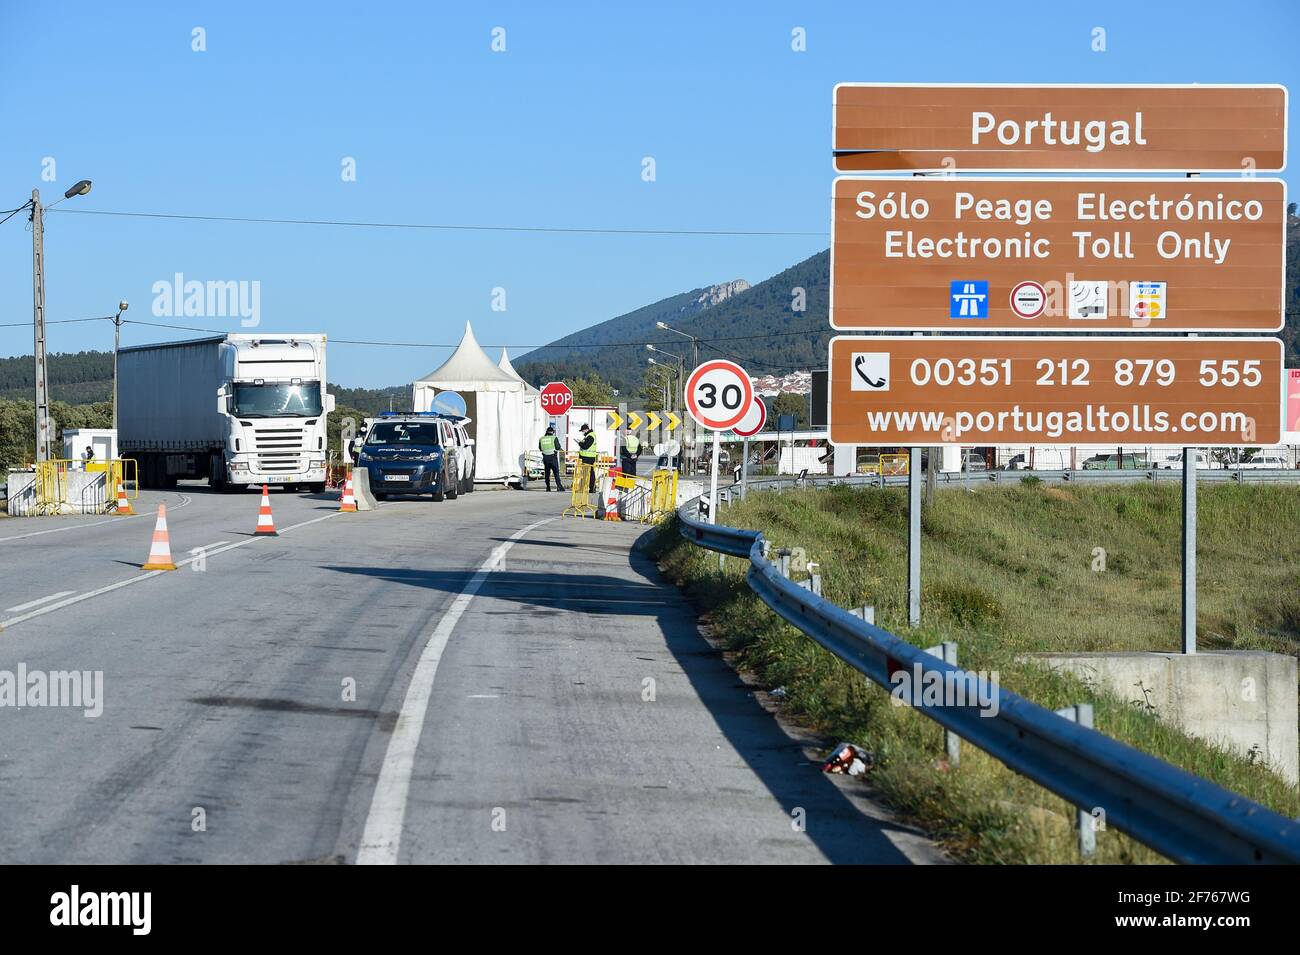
[540,381,573,417]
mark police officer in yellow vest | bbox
[577,423,599,491]
[538,425,564,492]
[620,432,640,477]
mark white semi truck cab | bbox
[119,334,335,491]
[217,336,334,489]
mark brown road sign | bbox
[830,177,1285,332]
[829,336,1283,447]
[833,84,1288,173]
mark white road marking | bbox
[0,516,135,543]
[467,694,499,699]
[357,515,555,865]
[4,591,75,613]
[0,512,339,631]
[0,490,191,544]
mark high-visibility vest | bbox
[539,434,559,454]
[578,434,598,461]
[624,435,640,455]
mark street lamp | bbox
[113,300,129,433]
[647,358,675,414]
[8,178,95,462]
[645,344,684,409]
[655,322,701,470]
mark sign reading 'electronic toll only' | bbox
[830,177,1286,332]
[829,337,1283,447]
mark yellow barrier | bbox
[110,458,138,509]
[647,469,678,522]
[562,462,601,518]
[32,458,139,515]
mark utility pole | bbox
[21,179,92,463]
[112,301,129,432]
[31,190,51,463]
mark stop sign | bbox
[540,381,573,417]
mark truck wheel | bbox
[374,492,388,501]
[307,483,326,494]
[208,453,228,491]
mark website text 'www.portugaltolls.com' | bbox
[866,404,1255,441]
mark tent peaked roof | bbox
[499,347,539,393]
[417,321,518,384]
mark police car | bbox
[352,412,460,501]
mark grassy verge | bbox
[651,481,1300,864]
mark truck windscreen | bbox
[231,381,323,417]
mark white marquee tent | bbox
[411,323,547,485]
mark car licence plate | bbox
[385,473,410,482]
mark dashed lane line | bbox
[4,591,76,613]
[0,491,193,544]
[0,511,338,632]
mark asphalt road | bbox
[0,482,941,864]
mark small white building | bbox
[61,428,117,465]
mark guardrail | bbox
[676,494,1300,864]
[725,467,1300,496]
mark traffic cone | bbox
[254,484,278,536]
[339,473,357,512]
[114,480,134,515]
[141,503,177,571]
[603,467,621,521]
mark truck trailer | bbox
[118,334,335,490]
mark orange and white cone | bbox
[603,468,621,521]
[339,473,357,512]
[141,503,177,570]
[114,480,134,515]
[254,484,278,536]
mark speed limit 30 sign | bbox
[684,360,754,431]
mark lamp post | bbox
[22,179,93,462]
[645,344,684,409]
[646,357,675,407]
[647,358,675,450]
[112,300,129,433]
[655,321,700,471]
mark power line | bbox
[0,203,32,228]
[117,317,831,350]
[51,207,828,238]
[0,315,112,329]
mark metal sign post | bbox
[740,436,749,501]
[708,430,721,525]
[908,447,921,627]
[1182,448,1197,653]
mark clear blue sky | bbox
[2,0,1297,387]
